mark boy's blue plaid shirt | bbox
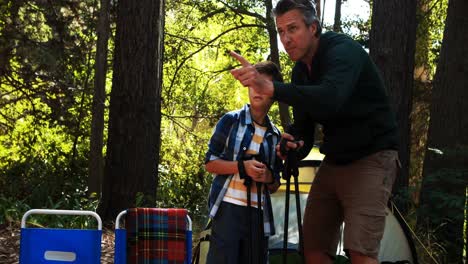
[204,104,282,236]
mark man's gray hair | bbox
[273,0,322,36]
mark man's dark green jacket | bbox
[274,31,398,164]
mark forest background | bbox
[0,0,466,263]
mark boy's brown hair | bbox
[254,61,283,82]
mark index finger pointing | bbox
[230,51,251,67]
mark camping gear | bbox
[19,209,102,264]
[191,220,211,264]
[240,153,266,264]
[257,181,265,264]
[268,149,418,263]
[280,137,303,264]
[114,208,192,264]
[239,152,254,264]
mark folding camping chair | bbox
[19,209,102,264]
[114,208,192,264]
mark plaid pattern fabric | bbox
[126,208,188,264]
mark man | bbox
[229,0,400,263]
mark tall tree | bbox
[333,0,342,32]
[369,0,417,213]
[265,0,290,129]
[410,0,448,206]
[88,0,111,196]
[418,0,468,262]
[317,0,323,24]
[98,0,165,220]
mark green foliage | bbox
[0,0,98,225]
[415,222,448,264]
[159,0,277,225]
[340,17,371,48]
[320,1,372,49]
[14,195,99,229]
[420,168,466,223]
[0,126,92,221]
[0,196,30,225]
[416,146,468,263]
[0,137,98,227]
[157,124,213,229]
[415,0,448,79]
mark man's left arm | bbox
[273,42,366,120]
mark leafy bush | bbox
[0,118,96,227]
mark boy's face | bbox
[249,73,274,111]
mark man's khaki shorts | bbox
[303,150,399,259]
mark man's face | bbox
[276,9,318,63]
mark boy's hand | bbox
[243,159,272,183]
[229,51,274,97]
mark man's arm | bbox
[229,51,275,97]
[273,42,365,120]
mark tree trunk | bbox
[315,0,321,23]
[333,0,342,32]
[418,0,468,262]
[409,0,434,206]
[266,0,290,129]
[98,0,165,221]
[369,0,417,214]
[88,0,111,196]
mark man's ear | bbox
[308,22,318,35]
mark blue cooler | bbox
[19,209,102,264]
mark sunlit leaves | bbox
[416,0,448,79]
[18,4,52,43]
[0,0,97,214]
[158,0,275,214]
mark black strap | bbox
[238,160,247,179]
[293,173,304,262]
[282,148,303,264]
[246,181,252,264]
[282,174,291,264]
[257,181,264,264]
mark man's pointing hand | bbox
[229,51,275,97]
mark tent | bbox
[268,149,418,263]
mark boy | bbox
[204,61,283,264]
